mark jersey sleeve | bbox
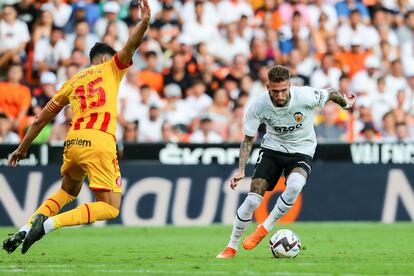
[244,103,261,137]
[47,81,70,113]
[300,86,329,109]
[108,53,133,81]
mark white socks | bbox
[263,172,306,231]
[43,217,56,234]
[228,192,263,250]
[19,224,30,236]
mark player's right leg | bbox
[217,178,268,258]
[2,175,82,254]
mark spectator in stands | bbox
[308,0,337,32]
[397,10,414,44]
[385,60,408,99]
[189,116,223,143]
[69,49,89,69]
[94,1,128,44]
[207,22,249,65]
[162,83,191,126]
[34,26,70,73]
[151,3,181,48]
[139,105,163,142]
[358,122,381,142]
[185,79,212,118]
[380,111,397,142]
[13,0,40,32]
[248,37,273,80]
[32,71,57,109]
[0,5,30,69]
[392,90,409,124]
[336,35,369,78]
[351,55,382,98]
[182,0,219,46]
[198,53,222,97]
[217,0,253,25]
[227,54,250,84]
[223,74,240,101]
[294,39,316,78]
[138,51,163,93]
[278,0,309,26]
[124,0,141,29]
[0,64,31,130]
[249,64,267,95]
[66,20,99,56]
[279,11,310,60]
[161,121,179,143]
[227,104,245,142]
[396,122,410,142]
[315,102,346,142]
[310,53,341,89]
[335,0,370,24]
[32,10,53,45]
[205,88,232,140]
[336,9,377,50]
[0,112,20,144]
[288,49,309,86]
[163,52,194,96]
[254,0,282,31]
[41,0,72,28]
[354,101,374,136]
[371,77,395,129]
[123,120,139,143]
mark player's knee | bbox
[285,172,306,200]
[245,192,263,210]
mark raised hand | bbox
[345,92,357,109]
[140,0,151,23]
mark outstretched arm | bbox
[8,106,58,166]
[117,0,151,65]
[230,135,254,190]
[326,88,357,110]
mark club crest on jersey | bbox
[294,112,303,123]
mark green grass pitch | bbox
[0,223,413,275]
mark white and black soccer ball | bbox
[269,229,301,258]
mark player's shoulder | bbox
[291,86,322,103]
[67,65,102,86]
[247,93,270,112]
[291,85,316,94]
[251,92,270,106]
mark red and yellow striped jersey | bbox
[47,53,132,139]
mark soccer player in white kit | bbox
[217,65,357,258]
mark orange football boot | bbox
[216,247,237,259]
[242,225,268,250]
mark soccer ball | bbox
[269,229,301,258]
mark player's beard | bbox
[271,94,290,107]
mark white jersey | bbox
[244,86,329,157]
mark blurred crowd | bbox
[1,0,414,145]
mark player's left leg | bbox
[2,175,82,254]
[242,168,307,250]
[22,190,120,254]
[262,167,308,232]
